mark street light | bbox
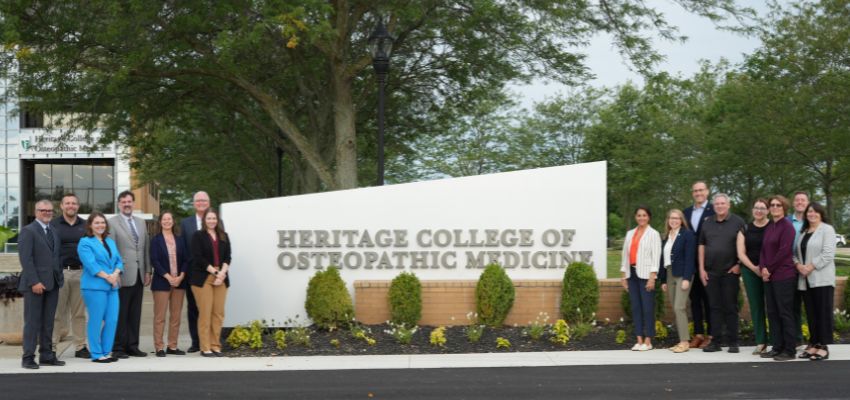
[369,17,394,186]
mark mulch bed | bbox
[220,322,837,357]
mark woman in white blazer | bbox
[621,206,662,351]
[794,202,836,361]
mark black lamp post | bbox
[369,18,394,186]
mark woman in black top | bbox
[736,198,770,354]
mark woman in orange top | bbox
[620,206,662,351]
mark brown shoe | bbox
[688,334,704,349]
[698,336,713,349]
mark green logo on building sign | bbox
[20,139,30,151]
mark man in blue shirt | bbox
[788,191,809,348]
[684,181,715,349]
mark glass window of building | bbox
[22,160,114,225]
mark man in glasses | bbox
[180,191,211,353]
[698,193,746,353]
[683,181,715,349]
[18,200,65,369]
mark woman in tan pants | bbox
[189,208,231,357]
[150,211,189,357]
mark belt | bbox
[64,265,82,271]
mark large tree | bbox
[0,0,751,194]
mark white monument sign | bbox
[222,161,607,326]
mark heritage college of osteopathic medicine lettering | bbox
[275,228,593,270]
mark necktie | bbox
[45,226,54,250]
[128,217,139,244]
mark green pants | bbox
[742,268,769,344]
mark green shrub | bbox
[620,282,665,321]
[561,262,599,323]
[475,263,515,327]
[226,320,265,350]
[304,267,353,331]
[388,272,422,326]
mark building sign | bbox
[222,161,607,326]
[19,130,115,158]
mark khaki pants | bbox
[153,288,185,351]
[667,274,693,342]
[191,275,228,352]
[53,268,87,350]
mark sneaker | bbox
[639,344,653,351]
[631,343,641,351]
[75,347,91,359]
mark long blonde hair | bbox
[664,209,691,238]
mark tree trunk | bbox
[331,67,358,189]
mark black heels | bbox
[810,346,829,361]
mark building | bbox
[0,80,159,236]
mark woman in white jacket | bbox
[621,206,662,351]
[794,202,836,361]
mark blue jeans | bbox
[82,289,119,359]
[628,267,656,338]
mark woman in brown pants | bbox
[150,211,189,357]
[190,208,231,357]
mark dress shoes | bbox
[727,346,740,353]
[761,349,782,358]
[22,358,39,369]
[698,336,713,349]
[39,357,66,366]
[200,351,216,357]
[702,343,722,352]
[127,348,148,357]
[773,352,795,361]
[187,345,200,353]
[166,348,186,355]
[156,350,166,357]
[108,357,119,362]
[75,347,92,359]
[112,351,129,359]
[92,358,112,364]
[212,351,224,357]
[688,335,704,349]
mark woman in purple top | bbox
[759,195,798,361]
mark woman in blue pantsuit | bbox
[78,212,124,363]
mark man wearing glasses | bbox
[683,181,715,349]
[18,200,65,369]
[180,191,211,353]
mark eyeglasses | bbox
[752,207,768,211]
[769,204,783,208]
[37,209,53,213]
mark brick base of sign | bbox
[354,277,848,327]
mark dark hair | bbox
[768,195,790,215]
[117,190,135,202]
[793,191,810,200]
[84,212,110,237]
[156,211,180,236]
[634,205,652,220]
[801,202,829,233]
[202,208,228,242]
[61,192,79,202]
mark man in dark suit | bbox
[180,191,210,353]
[18,199,65,369]
[108,191,151,358]
[683,180,715,349]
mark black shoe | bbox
[127,348,148,357]
[92,358,111,364]
[728,346,740,353]
[166,348,186,355]
[761,349,781,358]
[187,345,200,353]
[212,351,223,357]
[108,357,119,362]
[39,358,66,366]
[201,351,216,357]
[774,352,795,361]
[113,351,129,359]
[75,347,91,359]
[22,358,39,369]
[156,350,166,357]
[702,343,722,352]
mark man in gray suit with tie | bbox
[108,190,151,358]
[18,199,65,369]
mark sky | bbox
[514,0,773,108]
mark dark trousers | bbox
[114,275,143,352]
[689,277,711,335]
[766,278,797,354]
[627,268,655,338]
[803,284,834,346]
[22,288,59,360]
[794,289,804,342]
[186,272,200,348]
[705,273,739,345]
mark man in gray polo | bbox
[698,193,746,353]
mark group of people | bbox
[622,181,836,361]
[17,190,232,369]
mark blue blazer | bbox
[684,203,715,236]
[150,233,189,291]
[658,229,696,283]
[78,236,124,291]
